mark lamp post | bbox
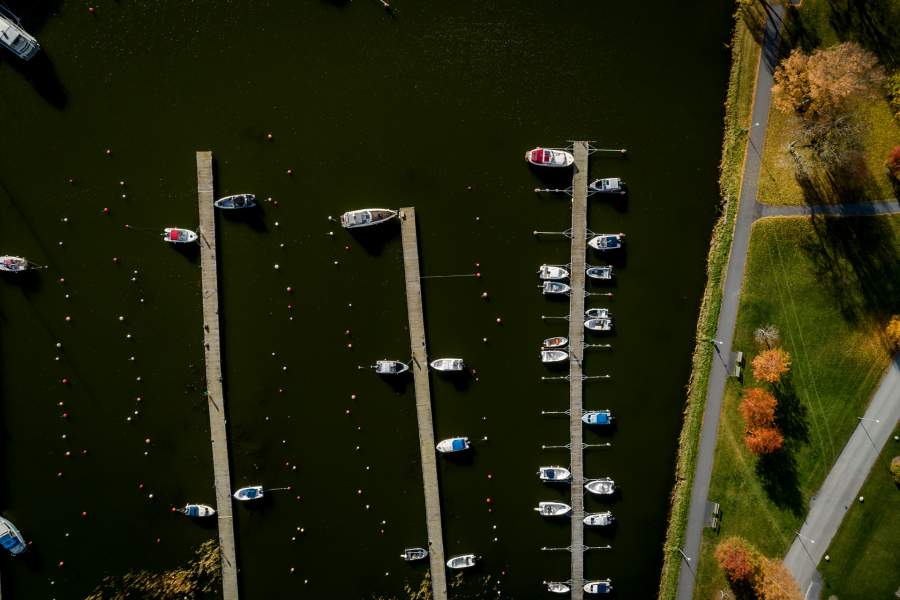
[794,531,816,568]
[678,547,695,575]
[857,417,881,454]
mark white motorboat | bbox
[340,208,397,229]
[525,147,575,168]
[534,501,572,517]
[546,581,571,594]
[446,553,477,569]
[436,436,470,454]
[0,256,33,273]
[584,318,613,332]
[0,516,26,555]
[584,478,616,496]
[583,511,614,527]
[538,265,569,280]
[584,579,613,594]
[585,308,610,319]
[586,266,613,280]
[163,228,198,244]
[588,234,624,251]
[542,281,571,295]
[0,8,39,60]
[541,350,568,364]
[542,336,568,349]
[181,503,216,518]
[538,466,572,483]
[372,360,409,375]
[214,194,256,209]
[400,547,428,561]
[589,178,626,194]
[582,410,613,426]
[430,358,464,372]
[233,485,264,501]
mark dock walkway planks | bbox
[568,141,590,600]
[399,207,448,600]
[196,151,239,600]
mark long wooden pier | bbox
[568,141,590,600]
[196,151,239,600]
[399,207,448,600]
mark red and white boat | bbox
[525,147,574,168]
[163,228,198,244]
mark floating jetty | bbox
[568,141,589,599]
[399,207,448,600]
[196,151,239,600]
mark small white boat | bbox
[0,9,39,60]
[163,228,198,244]
[181,503,216,518]
[584,579,613,594]
[534,501,572,517]
[589,178,626,194]
[233,486,264,501]
[430,358,464,372]
[400,547,428,561]
[585,308,610,319]
[0,516,26,555]
[584,318,613,332]
[586,266,613,280]
[436,436,470,454]
[340,208,398,229]
[538,466,572,483]
[0,256,33,273]
[583,511,615,527]
[214,194,256,209]
[446,553,476,569]
[538,265,569,280]
[525,147,575,168]
[542,281,571,295]
[546,581,571,594]
[582,410,613,426]
[541,350,568,364]
[584,478,616,496]
[588,234,624,251]
[542,336,568,349]
[373,360,409,375]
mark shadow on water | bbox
[221,205,268,233]
[0,51,66,109]
[346,222,400,257]
[171,241,201,264]
[0,270,43,295]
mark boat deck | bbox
[196,151,239,600]
[399,207,448,600]
[568,141,590,600]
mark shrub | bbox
[891,456,900,485]
[751,348,792,384]
[886,315,900,349]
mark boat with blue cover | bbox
[538,466,571,482]
[180,503,216,517]
[582,410,613,425]
[436,436,470,454]
[214,194,256,209]
[233,485,264,501]
[584,579,613,594]
[588,234,624,251]
[0,516,26,555]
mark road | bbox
[784,355,900,598]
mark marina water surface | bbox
[0,1,732,597]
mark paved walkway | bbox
[759,199,900,218]
[784,355,900,598]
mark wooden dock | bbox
[399,207,448,600]
[568,141,590,600]
[196,151,239,600]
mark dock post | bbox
[568,141,590,599]
[398,208,449,600]
[196,151,239,600]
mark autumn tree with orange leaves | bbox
[740,387,784,455]
[755,557,802,600]
[745,427,785,455]
[752,348,792,384]
[715,536,759,584]
[714,537,801,599]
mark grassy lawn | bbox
[756,0,900,206]
[692,215,900,599]
[656,17,762,600]
[819,426,900,600]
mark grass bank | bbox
[692,215,900,598]
[655,16,760,600]
[757,0,900,206]
[819,425,900,600]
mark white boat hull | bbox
[538,466,572,482]
[584,479,616,496]
[430,358,464,372]
[538,265,569,280]
[588,234,624,251]
[583,511,614,527]
[541,350,568,363]
[163,228,198,244]
[374,360,409,375]
[233,486,264,501]
[546,581,571,593]
[534,501,572,517]
[542,281,571,295]
[436,437,470,453]
[525,147,575,168]
[0,256,31,273]
[446,553,476,569]
[340,208,398,229]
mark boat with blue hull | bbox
[0,516,26,555]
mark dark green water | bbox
[0,1,732,598]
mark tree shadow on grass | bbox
[826,0,900,69]
[755,446,805,515]
[774,375,809,444]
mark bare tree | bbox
[753,324,781,349]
